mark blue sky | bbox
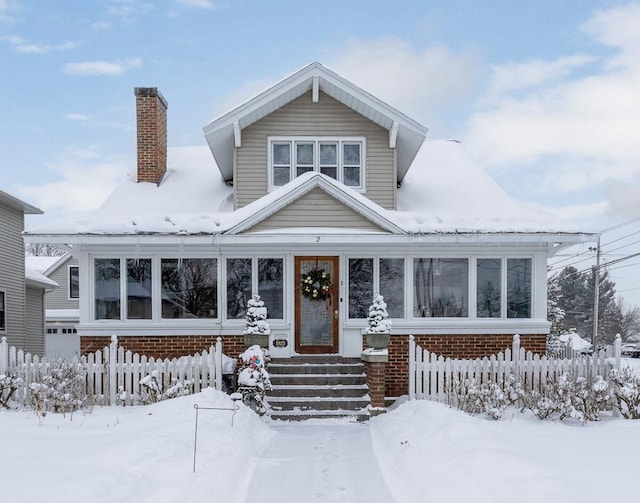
[2,0,640,305]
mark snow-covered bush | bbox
[237,345,271,415]
[28,360,88,417]
[137,371,192,405]
[610,367,640,419]
[243,295,271,336]
[444,371,609,423]
[365,294,391,334]
[0,371,23,409]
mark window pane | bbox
[227,258,252,319]
[507,258,532,318]
[349,258,373,318]
[343,143,360,164]
[69,266,79,299]
[320,167,337,179]
[320,143,337,164]
[127,259,152,319]
[296,166,313,177]
[258,258,283,319]
[161,259,217,319]
[380,258,404,318]
[477,259,501,318]
[0,291,5,331]
[273,166,290,186]
[273,143,290,165]
[413,258,468,317]
[343,166,361,186]
[95,258,120,320]
[296,143,314,165]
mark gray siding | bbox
[236,91,396,210]
[25,286,45,356]
[0,203,26,349]
[250,187,387,232]
[45,257,79,310]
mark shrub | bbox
[28,360,89,418]
[610,367,640,419]
[0,371,23,409]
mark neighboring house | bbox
[25,253,80,357]
[0,189,49,355]
[25,63,596,396]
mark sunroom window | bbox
[127,259,152,320]
[270,137,365,190]
[507,258,532,318]
[477,259,501,318]
[227,257,284,320]
[347,257,405,319]
[413,258,469,317]
[95,258,121,320]
[161,258,217,319]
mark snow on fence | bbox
[0,335,223,405]
[408,334,622,401]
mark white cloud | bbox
[63,58,141,76]
[462,2,640,221]
[326,37,479,126]
[66,113,90,121]
[176,0,216,9]
[16,146,130,216]
[4,35,78,54]
[107,0,152,18]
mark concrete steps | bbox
[265,357,370,421]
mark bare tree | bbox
[25,243,66,257]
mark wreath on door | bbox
[301,268,333,301]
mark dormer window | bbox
[268,137,365,191]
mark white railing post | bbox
[109,335,118,405]
[408,335,416,400]
[614,333,621,371]
[512,334,521,381]
[214,336,223,391]
[0,336,7,374]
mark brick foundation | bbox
[80,335,247,361]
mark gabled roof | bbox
[203,62,428,184]
[0,189,42,214]
[25,253,72,276]
[222,171,405,235]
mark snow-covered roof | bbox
[203,62,427,184]
[25,266,59,289]
[46,308,80,321]
[25,254,69,275]
[24,140,594,242]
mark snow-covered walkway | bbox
[245,419,395,503]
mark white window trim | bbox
[68,265,79,301]
[267,136,366,192]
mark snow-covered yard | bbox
[2,362,640,503]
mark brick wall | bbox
[135,87,167,185]
[80,335,247,361]
[368,333,547,398]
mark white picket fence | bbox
[0,335,224,406]
[408,334,622,401]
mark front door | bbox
[295,256,339,354]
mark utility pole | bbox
[591,237,601,348]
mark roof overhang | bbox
[0,189,42,214]
[203,62,428,184]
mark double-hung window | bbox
[269,137,365,191]
[0,290,5,331]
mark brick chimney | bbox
[135,87,168,184]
